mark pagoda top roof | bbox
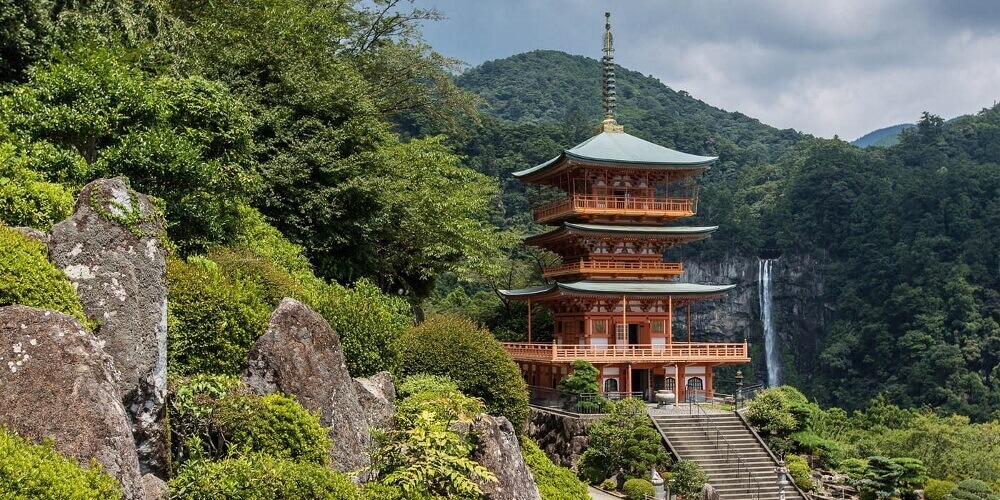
[525,222,718,245]
[499,281,734,300]
[513,130,717,180]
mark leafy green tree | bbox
[558,360,600,394]
[577,398,669,485]
[669,460,708,498]
[0,47,259,253]
[859,456,902,499]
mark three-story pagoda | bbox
[500,13,749,403]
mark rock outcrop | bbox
[526,407,596,468]
[468,414,541,500]
[354,371,397,431]
[699,483,721,500]
[12,226,48,244]
[0,305,144,499]
[47,177,169,476]
[241,298,370,472]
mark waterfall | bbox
[758,258,781,387]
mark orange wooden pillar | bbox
[675,363,686,406]
[705,365,714,400]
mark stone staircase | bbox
[651,411,806,500]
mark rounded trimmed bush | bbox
[215,392,331,464]
[622,478,655,500]
[925,479,958,500]
[0,143,75,230]
[0,427,121,499]
[398,314,529,427]
[785,454,814,491]
[520,438,589,500]
[0,226,89,325]
[168,377,330,466]
[944,479,999,500]
[168,453,358,499]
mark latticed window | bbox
[687,377,704,390]
[592,319,607,334]
[604,378,619,392]
[665,377,676,391]
[651,320,664,334]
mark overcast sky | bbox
[411,0,1000,140]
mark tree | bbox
[669,460,708,498]
[558,360,600,394]
[577,398,669,485]
[858,456,902,500]
[943,480,1000,500]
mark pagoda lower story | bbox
[501,281,748,403]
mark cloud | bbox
[414,0,1000,139]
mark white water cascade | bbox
[758,258,781,387]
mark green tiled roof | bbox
[513,131,717,178]
[499,281,734,299]
[565,223,718,235]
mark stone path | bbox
[587,485,622,500]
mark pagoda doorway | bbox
[628,324,639,345]
[632,369,650,400]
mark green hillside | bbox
[852,123,915,147]
[446,51,1000,422]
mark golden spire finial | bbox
[601,12,623,132]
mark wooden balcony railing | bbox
[533,194,696,223]
[503,342,749,364]
[543,260,683,278]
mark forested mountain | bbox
[851,123,915,147]
[439,51,1000,422]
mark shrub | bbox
[622,478,655,500]
[925,479,958,500]
[670,460,708,497]
[578,398,669,484]
[215,393,331,464]
[398,314,529,427]
[0,144,74,229]
[167,256,271,375]
[372,408,495,498]
[316,278,411,377]
[520,438,589,500]
[397,374,461,399]
[168,453,358,499]
[746,387,799,436]
[0,427,121,499]
[396,375,485,425]
[600,478,617,490]
[0,226,89,325]
[168,377,329,466]
[838,458,869,481]
[944,479,999,500]
[786,454,814,491]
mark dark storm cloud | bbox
[414,0,1000,139]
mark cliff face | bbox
[680,253,833,387]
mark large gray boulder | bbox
[241,298,370,472]
[354,371,396,431]
[469,414,541,500]
[0,306,144,499]
[47,177,169,477]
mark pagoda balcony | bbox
[542,259,683,279]
[533,194,696,224]
[502,342,749,364]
